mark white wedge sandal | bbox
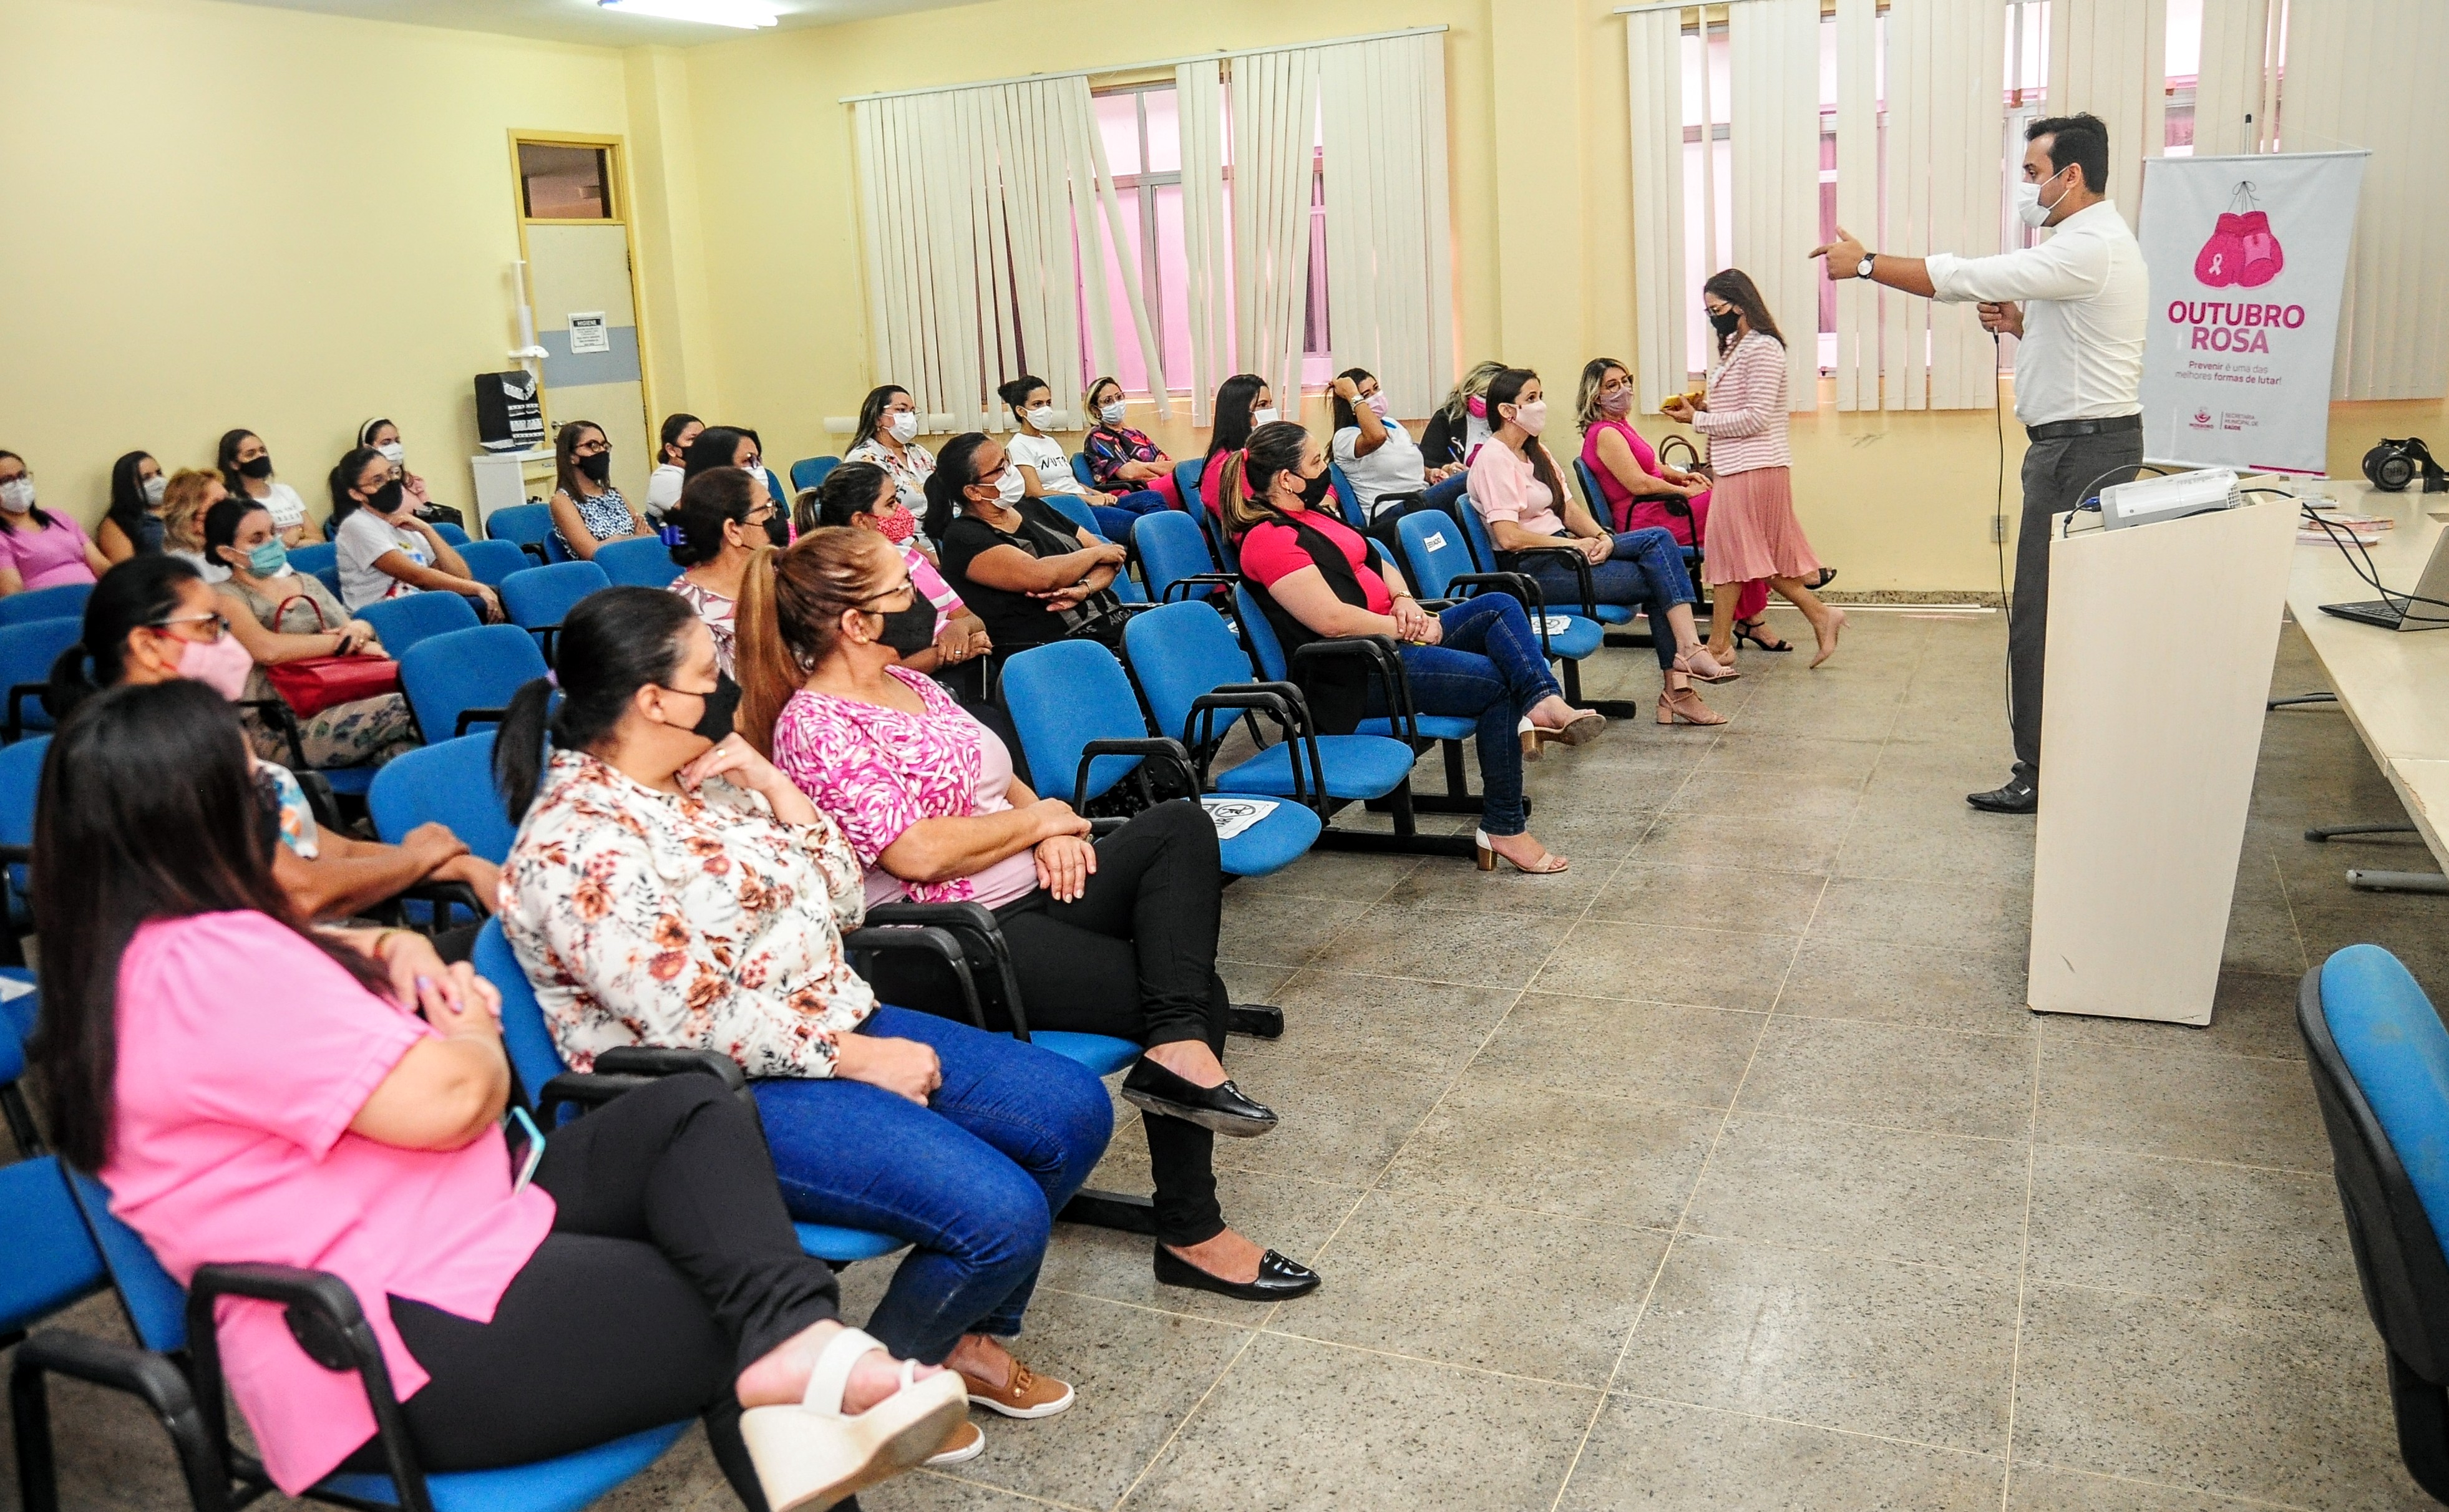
[738,1325,971,1512]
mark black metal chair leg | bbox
[1061,1189,1157,1235]
[2269,691,2338,709]
[1229,1004,1284,1039]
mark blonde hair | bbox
[1575,358,1632,432]
[1438,361,1507,423]
[159,468,223,553]
[733,528,898,756]
[1084,376,1124,416]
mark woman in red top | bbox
[1226,422,1599,875]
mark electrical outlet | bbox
[1989,515,2008,545]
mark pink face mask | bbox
[1465,395,1487,419]
[1600,387,1634,417]
[177,626,256,702]
[874,505,918,545]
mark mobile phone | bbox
[504,1105,545,1194]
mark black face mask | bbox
[239,455,275,480]
[364,479,406,515]
[687,672,741,743]
[763,511,792,548]
[578,451,613,484]
[1297,467,1333,508]
[1708,308,1743,337]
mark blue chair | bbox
[1132,511,1235,606]
[498,561,610,663]
[454,538,532,589]
[0,619,82,742]
[2300,944,2449,1500]
[1003,639,1320,882]
[1041,493,1105,541]
[0,583,92,628]
[1572,453,1702,573]
[369,733,517,865]
[286,541,344,603]
[354,590,480,660]
[0,735,45,938]
[1451,490,1648,716]
[764,469,790,516]
[789,456,841,493]
[482,502,555,565]
[1069,454,1097,491]
[1170,457,1205,506]
[432,521,471,546]
[593,536,678,589]
[399,624,548,741]
[1328,462,1363,526]
[1397,508,1604,667]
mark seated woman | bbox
[682,425,775,507]
[996,375,1165,543]
[547,420,651,561]
[217,429,311,548]
[1197,374,1275,520]
[1227,420,1599,873]
[735,529,1314,1304]
[27,678,965,1512]
[1079,377,1181,508]
[203,495,418,769]
[811,462,990,681]
[646,412,704,522]
[1415,360,1507,472]
[494,589,1108,1454]
[1327,367,1468,528]
[0,450,109,594]
[99,450,167,563]
[925,435,1129,656]
[160,468,231,583]
[1469,367,1733,729]
[1574,359,1776,652]
[843,385,935,516]
[50,556,496,928]
[330,446,503,621]
[666,465,784,676]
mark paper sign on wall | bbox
[568,312,610,354]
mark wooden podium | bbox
[2026,497,2298,1024]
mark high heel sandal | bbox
[1673,644,1739,683]
[1657,687,1728,727]
[1731,617,1792,653]
[1475,828,1570,874]
[739,1327,973,1512]
[1518,716,1542,762]
[1811,608,1848,669]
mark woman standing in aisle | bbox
[1662,271,1844,668]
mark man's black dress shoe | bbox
[1966,779,2039,815]
[1154,1243,1321,1301]
[1120,1057,1278,1136]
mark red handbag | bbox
[261,595,403,717]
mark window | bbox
[517,143,611,220]
[1089,81,1333,397]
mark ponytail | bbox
[922,432,991,544]
[734,530,891,758]
[490,677,560,821]
[733,546,793,759]
[1216,420,1310,541]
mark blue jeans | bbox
[1372,594,1562,837]
[749,1006,1113,1364]
[1091,489,1169,542]
[1521,527,1695,672]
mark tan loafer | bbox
[925,1420,985,1465]
[960,1357,1075,1420]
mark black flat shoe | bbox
[1809,567,1838,589]
[1154,1243,1321,1302]
[1966,780,2038,815]
[1120,1057,1278,1137]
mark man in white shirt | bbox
[1812,112,2146,815]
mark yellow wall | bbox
[0,0,636,525]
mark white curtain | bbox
[1229,48,1322,415]
[1876,0,2005,412]
[1176,59,1230,425]
[1625,7,1688,416]
[853,75,1167,432]
[1726,0,1823,408]
[2283,0,2449,399]
[2193,0,2277,157]
[1316,32,1453,420]
[1830,0,1877,411]
[2045,0,2167,230]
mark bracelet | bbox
[370,928,407,961]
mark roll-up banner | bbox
[2137,149,2367,475]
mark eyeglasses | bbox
[858,574,917,607]
[149,612,231,642]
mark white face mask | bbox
[374,442,402,463]
[0,480,33,515]
[1099,401,1127,425]
[888,411,919,443]
[142,475,168,507]
[1510,399,1549,437]
[993,465,1026,506]
[1251,406,1280,428]
[2014,168,2072,230]
[1024,405,1058,432]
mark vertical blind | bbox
[1624,7,1689,415]
[2045,0,2166,230]
[1726,0,1826,408]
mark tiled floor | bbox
[16,610,2448,1511]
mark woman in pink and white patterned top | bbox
[737,528,1322,1307]
[1662,268,1846,668]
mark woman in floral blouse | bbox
[1079,376,1184,509]
[842,384,936,516]
[494,586,1113,1450]
[736,528,1321,1308]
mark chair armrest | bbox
[594,1045,747,1091]
[11,1328,228,1512]
[533,626,562,666]
[5,684,44,745]
[1291,636,1413,744]
[1496,541,1595,618]
[843,921,993,1033]
[1158,573,1238,603]
[233,698,311,769]
[1182,688,1307,797]
[394,880,487,933]
[1074,737,1196,810]
[519,543,549,565]
[453,707,509,738]
[0,843,28,866]
[1441,570,1554,655]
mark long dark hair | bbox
[658,412,703,467]
[106,452,158,545]
[1702,268,1784,357]
[326,445,388,529]
[1214,420,1312,541]
[669,467,757,568]
[27,680,392,1171]
[494,586,700,820]
[215,429,261,497]
[1204,375,1268,462]
[920,432,994,543]
[1484,368,1567,509]
[1329,368,1374,434]
[0,450,56,535]
[856,385,910,448]
[683,426,757,482]
[810,461,892,535]
[552,420,607,502]
[49,555,200,717]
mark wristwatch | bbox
[1856,253,1876,279]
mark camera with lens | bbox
[2361,435,2447,493]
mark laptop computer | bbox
[2320,525,2449,631]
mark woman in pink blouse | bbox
[0,449,110,594]
[737,528,1320,1307]
[667,465,786,675]
[30,677,965,1512]
[493,587,1110,1456]
[1662,270,1846,668]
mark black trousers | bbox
[865,799,1232,1246]
[2010,428,2143,785]
[338,1076,844,1511]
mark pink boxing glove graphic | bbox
[2232,208,2284,287]
[2194,212,2249,287]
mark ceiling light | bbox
[597,0,780,27]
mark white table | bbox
[2282,480,2449,891]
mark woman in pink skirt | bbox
[1661,269,1846,669]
